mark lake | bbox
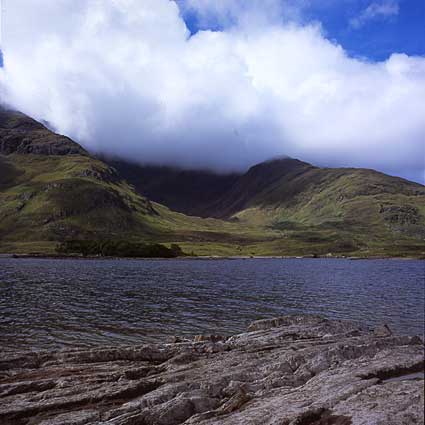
[0,258,423,352]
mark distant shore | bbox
[0,253,422,261]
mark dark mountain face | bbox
[107,157,316,218]
[107,159,241,217]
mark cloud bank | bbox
[0,0,424,181]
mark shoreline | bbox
[0,253,423,261]
[1,315,423,424]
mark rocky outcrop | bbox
[0,108,86,156]
[0,315,423,425]
[380,204,420,225]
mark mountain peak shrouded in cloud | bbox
[0,0,424,182]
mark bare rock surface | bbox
[0,315,423,425]
[0,108,87,156]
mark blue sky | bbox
[181,0,425,62]
[306,0,425,61]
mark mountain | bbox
[106,159,240,217]
[109,157,425,257]
[1,107,424,257]
[0,107,268,255]
[0,108,161,253]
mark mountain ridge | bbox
[1,107,424,257]
[109,156,424,223]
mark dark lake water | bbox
[0,258,423,352]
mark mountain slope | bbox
[0,109,86,156]
[0,108,271,255]
[209,158,425,229]
[106,159,240,217]
[109,157,425,257]
[204,158,314,218]
[0,108,160,252]
[1,107,424,257]
[226,159,425,256]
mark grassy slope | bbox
[0,154,154,251]
[229,163,425,257]
[0,157,269,255]
[108,158,425,258]
[0,108,156,252]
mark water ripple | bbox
[0,258,423,352]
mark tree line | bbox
[56,240,185,258]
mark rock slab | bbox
[0,315,423,425]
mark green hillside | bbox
[225,159,425,257]
[0,108,154,252]
[1,107,424,257]
[111,158,425,258]
[0,108,266,255]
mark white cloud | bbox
[350,1,399,29]
[0,0,424,181]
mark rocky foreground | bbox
[0,315,424,425]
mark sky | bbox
[0,0,424,182]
